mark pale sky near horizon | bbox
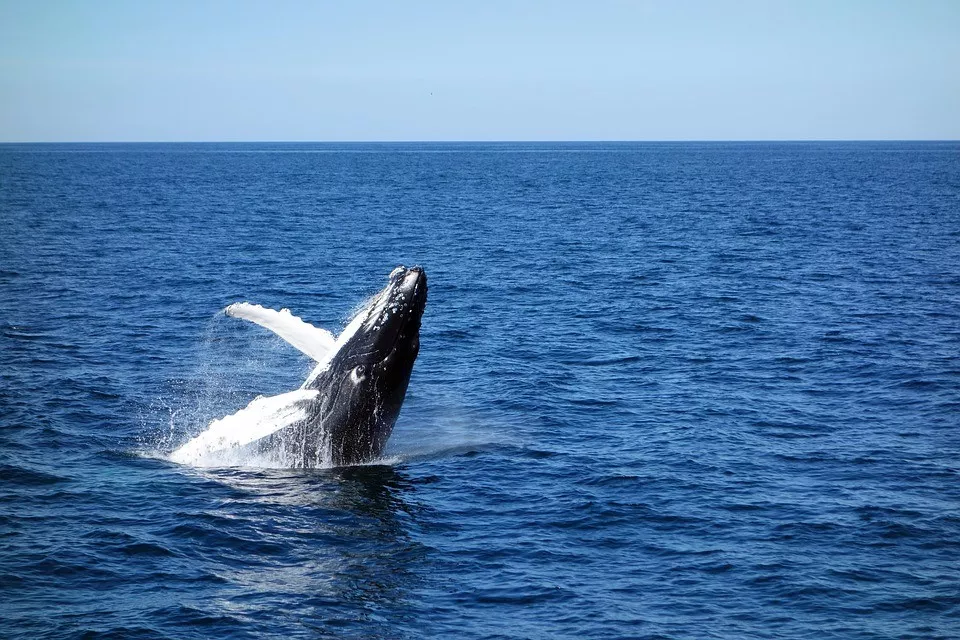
[1,0,957,142]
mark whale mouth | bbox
[381,266,427,318]
[349,266,426,368]
[380,266,426,354]
[397,266,427,314]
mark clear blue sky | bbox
[1,0,957,141]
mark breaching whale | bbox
[170,266,427,467]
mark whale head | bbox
[339,265,426,385]
[301,266,427,465]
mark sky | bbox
[0,0,957,141]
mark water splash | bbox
[139,310,315,467]
[168,389,319,467]
[159,290,380,469]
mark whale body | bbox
[171,266,427,467]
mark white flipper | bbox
[225,302,335,363]
[169,389,320,465]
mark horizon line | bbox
[2,138,958,145]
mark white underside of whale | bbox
[168,389,319,466]
[224,302,336,363]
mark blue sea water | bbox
[1,141,959,639]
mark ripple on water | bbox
[2,141,959,639]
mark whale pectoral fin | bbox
[225,302,336,363]
[169,389,320,464]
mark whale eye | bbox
[352,365,366,382]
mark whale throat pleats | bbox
[224,302,336,363]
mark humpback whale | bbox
[170,266,427,467]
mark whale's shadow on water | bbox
[183,462,428,636]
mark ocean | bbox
[1,141,958,639]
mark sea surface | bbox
[1,141,959,639]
